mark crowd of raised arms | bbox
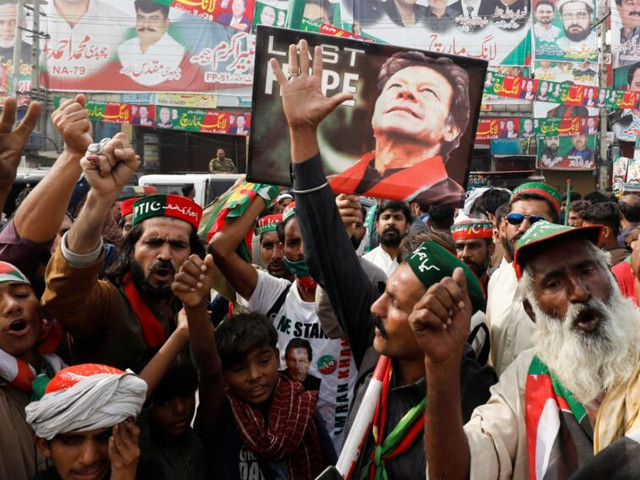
[2,40,640,480]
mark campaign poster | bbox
[627,155,640,182]
[536,133,597,169]
[40,0,255,95]
[248,26,487,206]
[156,93,218,108]
[482,66,533,104]
[336,0,530,66]
[252,1,289,32]
[532,0,598,62]
[534,115,598,136]
[613,155,630,183]
[0,2,32,103]
[132,104,156,127]
[611,0,640,73]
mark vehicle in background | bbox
[138,173,243,207]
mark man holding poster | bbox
[328,50,471,206]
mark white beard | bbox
[528,282,640,404]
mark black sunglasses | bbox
[506,213,546,226]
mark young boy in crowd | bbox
[171,253,336,480]
[140,354,208,480]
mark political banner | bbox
[611,0,640,71]
[41,0,255,95]
[613,155,630,183]
[156,93,218,108]
[532,0,598,62]
[53,95,250,135]
[534,115,598,135]
[154,107,250,134]
[252,1,288,32]
[0,2,33,104]
[534,59,597,84]
[334,0,530,66]
[536,134,597,170]
[627,155,640,182]
[154,0,257,31]
[248,26,487,206]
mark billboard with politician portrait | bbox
[532,0,598,62]
[40,0,255,94]
[248,27,487,207]
[337,0,531,66]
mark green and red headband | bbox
[511,182,562,214]
[257,214,282,236]
[132,194,203,230]
[0,261,30,285]
[406,241,485,313]
[451,219,493,241]
[283,202,297,223]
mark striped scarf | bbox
[228,374,324,480]
[0,317,65,399]
[362,360,426,480]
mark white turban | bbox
[25,364,147,440]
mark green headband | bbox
[406,241,485,313]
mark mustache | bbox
[568,24,585,29]
[372,314,388,338]
[149,260,175,276]
[383,226,399,234]
[629,10,640,15]
[137,27,157,32]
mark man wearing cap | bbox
[256,214,293,281]
[556,0,598,59]
[273,192,293,214]
[26,364,156,480]
[42,137,205,370]
[211,199,359,450]
[266,40,496,477]
[451,216,495,291]
[486,182,561,375]
[0,261,65,480]
[420,220,640,480]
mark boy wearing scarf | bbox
[171,253,336,480]
[0,261,65,480]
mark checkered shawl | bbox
[228,374,324,480]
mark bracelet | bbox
[292,181,328,194]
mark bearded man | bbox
[419,220,640,480]
[42,136,204,370]
[363,200,411,276]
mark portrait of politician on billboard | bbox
[248,27,487,207]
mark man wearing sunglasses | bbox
[486,182,561,375]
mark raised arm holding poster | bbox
[248,26,486,206]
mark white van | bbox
[138,173,243,207]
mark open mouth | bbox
[7,318,29,336]
[573,308,602,333]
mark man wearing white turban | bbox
[26,363,158,480]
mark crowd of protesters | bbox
[3,40,640,480]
